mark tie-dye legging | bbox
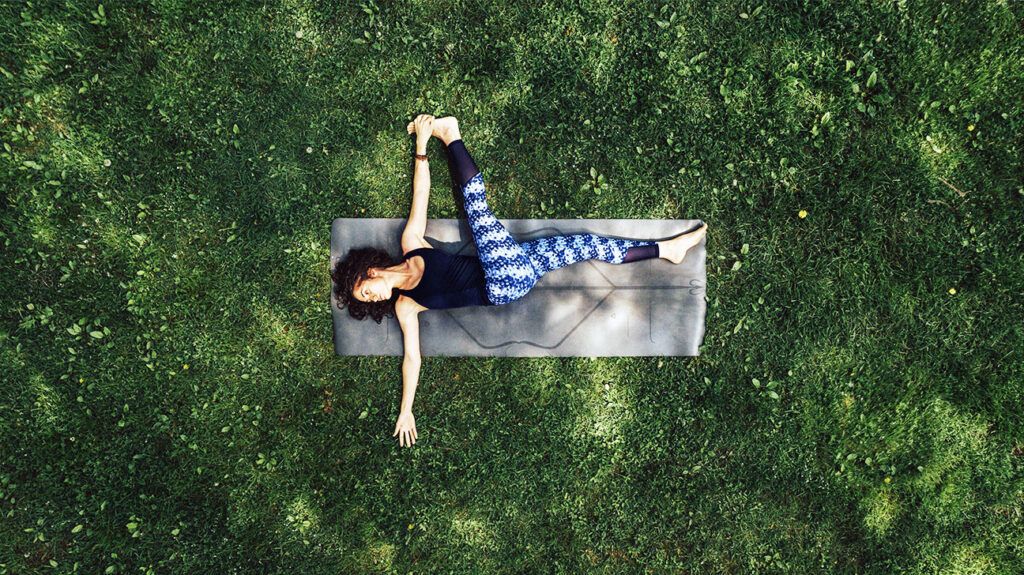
[445,139,659,306]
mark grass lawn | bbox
[1,1,1022,573]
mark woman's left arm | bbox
[402,115,433,251]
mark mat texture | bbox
[330,218,706,357]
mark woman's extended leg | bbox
[432,117,704,302]
[443,134,539,305]
[519,234,659,276]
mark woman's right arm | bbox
[393,300,423,447]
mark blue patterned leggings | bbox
[461,172,658,306]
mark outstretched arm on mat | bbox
[393,297,422,447]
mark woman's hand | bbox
[393,410,418,447]
[412,114,434,152]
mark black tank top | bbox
[394,248,493,309]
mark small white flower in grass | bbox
[103,159,111,167]
[295,30,304,39]
[306,146,313,154]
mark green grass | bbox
[2,1,1022,573]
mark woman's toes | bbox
[407,121,415,134]
[688,223,707,239]
[664,224,707,263]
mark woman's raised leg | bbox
[440,125,539,305]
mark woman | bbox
[332,115,708,447]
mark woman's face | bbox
[352,269,390,303]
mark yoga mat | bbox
[330,218,706,357]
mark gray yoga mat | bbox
[330,218,706,357]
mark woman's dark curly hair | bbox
[332,246,401,324]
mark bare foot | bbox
[432,116,460,144]
[407,116,460,144]
[658,223,708,264]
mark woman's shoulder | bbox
[401,235,433,257]
[402,246,433,260]
[396,293,429,314]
